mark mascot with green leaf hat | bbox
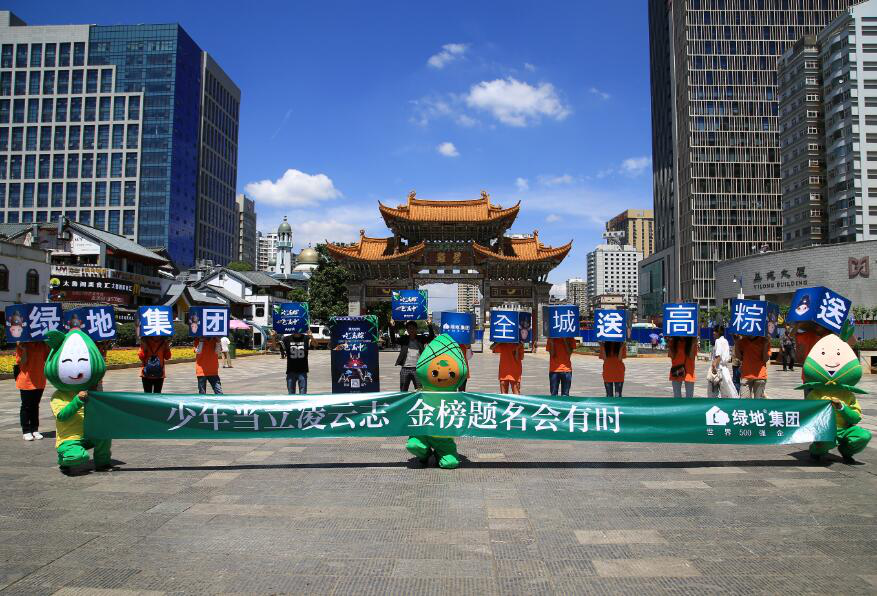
[45,329,113,474]
[406,334,469,469]
[796,324,871,463]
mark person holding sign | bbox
[734,334,769,398]
[491,342,523,394]
[668,337,698,398]
[547,337,577,396]
[138,337,172,394]
[15,339,50,440]
[194,338,223,394]
[599,341,626,397]
[281,330,311,394]
[389,319,435,391]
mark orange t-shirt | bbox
[194,338,220,377]
[668,340,696,382]
[738,336,768,380]
[795,330,821,382]
[548,338,577,373]
[600,343,627,383]
[139,337,173,379]
[492,343,523,381]
[15,342,49,390]
[459,344,471,379]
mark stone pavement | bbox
[0,348,876,595]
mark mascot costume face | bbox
[405,334,469,469]
[797,333,870,461]
[45,329,113,473]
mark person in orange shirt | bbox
[734,334,769,398]
[668,336,698,398]
[194,337,223,394]
[138,336,173,394]
[547,337,577,396]
[457,343,473,392]
[599,341,627,397]
[491,342,523,394]
[15,340,50,441]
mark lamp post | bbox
[731,274,744,300]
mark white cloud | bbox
[619,156,651,177]
[550,283,567,299]
[546,214,561,223]
[289,218,361,246]
[455,113,477,127]
[589,86,611,100]
[465,77,570,127]
[427,43,468,69]
[437,141,459,157]
[245,169,342,207]
[410,95,478,128]
[524,62,536,72]
[539,174,575,187]
[515,177,529,192]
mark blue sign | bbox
[391,289,428,321]
[545,305,580,338]
[64,306,117,341]
[139,306,174,337]
[328,316,379,349]
[730,299,767,337]
[272,302,309,334]
[331,341,380,394]
[595,309,628,342]
[440,312,475,345]
[490,310,520,343]
[4,303,62,343]
[786,286,851,334]
[766,303,780,338]
[662,303,699,337]
[187,306,229,337]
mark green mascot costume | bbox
[796,333,871,462]
[405,334,469,469]
[45,329,112,474]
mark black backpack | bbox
[143,346,164,379]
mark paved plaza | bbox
[0,349,876,595]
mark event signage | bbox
[440,312,475,345]
[272,302,309,334]
[730,299,767,337]
[490,310,520,343]
[63,306,117,341]
[785,287,852,334]
[84,392,836,447]
[595,309,627,342]
[391,290,428,321]
[138,306,174,337]
[187,306,229,337]
[3,303,62,343]
[519,311,533,344]
[766,302,780,338]
[329,316,380,393]
[544,305,580,339]
[663,303,699,337]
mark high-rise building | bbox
[565,277,588,312]
[235,194,257,268]
[0,11,239,269]
[606,209,654,258]
[257,231,278,271]
[586,244,641,312]
[647,0,855,306]
[456,282,480,314]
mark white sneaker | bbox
[22,433,34,441]
[32,432,43,440]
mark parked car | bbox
[309,324,330,349]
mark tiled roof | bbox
[379,191,519,223]
[0,223,32,239]
[472,231,572,263]
[197,283,250,305]
[326,232,426,262]
[233,269,293,289]
[66,220,168,264]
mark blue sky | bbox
[11,1,653,308]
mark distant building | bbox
[0,238,50,307]
[606,209,654,258]
[257,232,278,271]
[586,244,641,313]
[565,278,588,312]
[274,217,293,276]
[235,195,257,268]
[456,282,480,314]
[293,246,320,276]
[593,293,626,311]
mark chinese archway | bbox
[326,191,572,345]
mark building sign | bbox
[663,303,699,337]
[489,309,520,343]
[272,302,309,334]
[391,290,428,321]
[4,303,62,343]
[70,232,100,255]
[365,284,410,298]
[440,312,475,345]
[489,286,532,299]
[187,306,229,337]
[594,309,627,342]
[730,299,767,337]
[849,257,869,279]
[545,305,580,339]
[50,265,162,296]
[752,266,808,291]
[64,306,117,341]
[139,306,174,337]
[424,249,473,267]
[785,286,851,334]
[49,275,136,306]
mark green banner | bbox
[83,391,836,446]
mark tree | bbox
[227,261,254,272]
[287,288,308,302]
[307,244,352,323]
[365,300,392,333]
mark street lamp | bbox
[732,274,744,299]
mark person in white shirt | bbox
[220,335,232,369]
[708,324,738,398]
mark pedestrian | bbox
[389,319,435,391]
[15,339,50,441]
[491,341,523,394]
[708,325,738,398]
[731,334,742,395]
[138,336,172,394]
[547,336,577,396]
[599,341,626,397]
[220,335,233,368]
[781,327,796,371]
[281,330,310,394]
[194,337,223,394]
[457,342,473,392]
[734,333,769,398]
[668,336,697,398]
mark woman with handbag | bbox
[668,336,697,398]
[138,336,172,393]
[707,325,738,398]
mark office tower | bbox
[606,208,655,258]
[257,231,278,271]
[456,282,480,313]
[586,243,642,312]
[565,277,588,312]
[0,11,239,268]
[235,194,257,268]
[647,0,854,306]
